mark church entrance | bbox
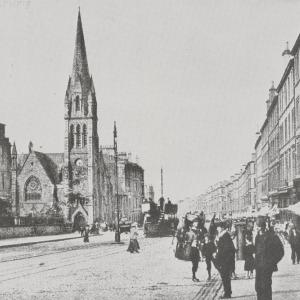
[73,212,86,232]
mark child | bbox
[244,236,255,278]
[202,234,216,280]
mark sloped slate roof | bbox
[18,152,63,185]
[34,151,62,184]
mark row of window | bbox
[278,69,294,114]
[70,124,87,148]
[279,108,295,148]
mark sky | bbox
[0,0,300,202]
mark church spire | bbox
[71,9,90,95]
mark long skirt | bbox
[127,239,140,252]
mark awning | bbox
[282,202,300,216]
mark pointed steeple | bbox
[11,142,17,170]
[71,9,90,96]
[12,142,17,156]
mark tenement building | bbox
[1,11,144,227]
[198,33,300,217]
[102,149,144,224]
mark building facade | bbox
[0,124,11,201]
[1,11,145,227]
[197,34,300,217]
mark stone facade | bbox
[102,149,144,224]
[197,33,300,217]
[0,124,11,201]
[3,12,115,226]
[1,11,146,227]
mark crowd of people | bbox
[174,213,288,299]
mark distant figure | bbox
[255,217,284,300]
[83,225,90,243]
[289,224,300,264]
[80,226,85,237]
[190,227,200,282]
[243,236,255,278]
[209,213,217,240]
[215,221,235,299]
[127,222,140,253]
[202,234,216,280]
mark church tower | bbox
[63,10,100,224]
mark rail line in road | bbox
[0,236,163,284]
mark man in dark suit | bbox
[289,224,300,264]
[255,217,284,300]
[214,221,235,299]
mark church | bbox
[0,11,124,227]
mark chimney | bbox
[0,123,5,139]
[267,81,276,111]
[282,41,292,69]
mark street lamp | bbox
[114,121,121,242]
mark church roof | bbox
[17,152,64,185]
[34,152,62,184]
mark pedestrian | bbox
[214,221,235,299]
[184,224,196,260]
[243,235,255,279]
[209,213,218,240]
[80,225,84,237]
[83,224,90,243]
[127,222,140,253]
[254,216,284,300]
[190,225,200,282]
[202,234,216,280]
[288,224,300,264]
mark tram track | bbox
[0,235,163,284]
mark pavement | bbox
[214,239,300,299]
[0,232,83,248]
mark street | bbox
[0,232,221,300]
[0,232,300,299]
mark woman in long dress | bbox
[127,222,140,253]
[244,236,255,278]
[83,225,90,243]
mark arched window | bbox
[82,124,87,147]
[25,176,42,201]
[76,124,81,148]
[70,124,74,149]
[75,96,80,112]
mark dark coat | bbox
[215,231,235,271]
[255,230,284,272]
[202,241,217,260]
[244,244,255,271]
[289,230,300,248]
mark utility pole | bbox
[114,121,120,242]
[161,167,164,198]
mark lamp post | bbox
[114,121,121,242]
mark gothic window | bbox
[76,124,81,148]
[75,96,80,112]
[70,124,74,149]
[25,176,42,201]
[82,124,87,147]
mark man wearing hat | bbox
[214,221,235,299]
[288,224,300,264]
[189,224,200,282]
[254,216,284,300]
